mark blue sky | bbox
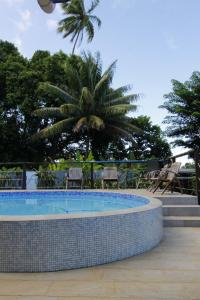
[1,0,200,161]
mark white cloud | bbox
[12,9,32,52]
[13,35,22,51]
[16,9,32,33]
[47,19,58,31]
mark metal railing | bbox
[0,159,162,190]
[0,148,199,203]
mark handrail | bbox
[0,158,163,166]
[169,150,194,160]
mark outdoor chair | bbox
[152,162,183,194]
[136,161,170,190]
[102,167,119,189]
[148,163,171,191]
[136,170,160,189]
[66,168,83,189]
[136,160,162,189]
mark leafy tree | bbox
[58,0,101,54]
[33,52,140,158]
[0,40,28,161]
[160,72,200,150]
[0,40,76,162]
[127,116,171,159]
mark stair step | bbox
[156,196,197,205]
[164,216,200,227]
[163,205,200,216]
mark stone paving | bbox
[0,227,199,299]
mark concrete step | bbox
[163,205,200,216]
[164,216,200,227]
[156,196,198,205]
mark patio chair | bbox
[152,162,183,194]
[136,170,159,189]
[137,161,170,190]
[66,168,83,189]
[102,167,119,189]
[148,163,171,191]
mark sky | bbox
[1,0,200,163]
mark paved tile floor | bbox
[0,228,200,299]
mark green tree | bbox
[33,52,139,158]
[58,0,101,54]
[128,116,171,159]
[160,72,200,150]
[0,40,76,162]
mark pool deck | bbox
[0,189,199,299]
[0,228,199,299]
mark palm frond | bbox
[43,84,79,104]
[33,118,75,139]
[60,104,80,115]
[106,86,132,102]
[85,21,94,42]
[33,108,63,118]
[105,94,139,105]
[88,0,100,13]
[89,15,101,28]
[101,60,117,85]
[105,104,137,115]
[74,117,87,132]
[89,115,105,130]
[94,72,110,94]
[80,87,94,107]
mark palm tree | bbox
[58,0,101,54]
[33,53,140,157]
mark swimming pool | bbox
[0,191,163,272]
[0,191,149,215]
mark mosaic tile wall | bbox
[0,207,163,272]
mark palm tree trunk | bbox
[72,31,81,55]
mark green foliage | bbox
[128,115,171,159]
[160,71,200,150]
[0,167,22,189]
[33,52,140,158]
[58,0,101,54]
[48,159,68,171]
[0,40,76,162]
[0,40,171,163]
[36,166,56,189]
[183,162,195,169]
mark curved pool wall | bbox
[0,192,163,272]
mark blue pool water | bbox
[0,192,149,216]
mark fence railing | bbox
[0,159,163,190]
[0,148,200,203]
[170,149,200,204]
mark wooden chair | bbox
[136,160,162,189]
[136,170,160,189]
[66,168,83,189]
[152,162,183,194]
[102,167,119,189]
[148,164,171,191]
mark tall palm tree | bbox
[33,53,140,157]
[58,0,101,54]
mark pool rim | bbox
[0,190,161,221]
